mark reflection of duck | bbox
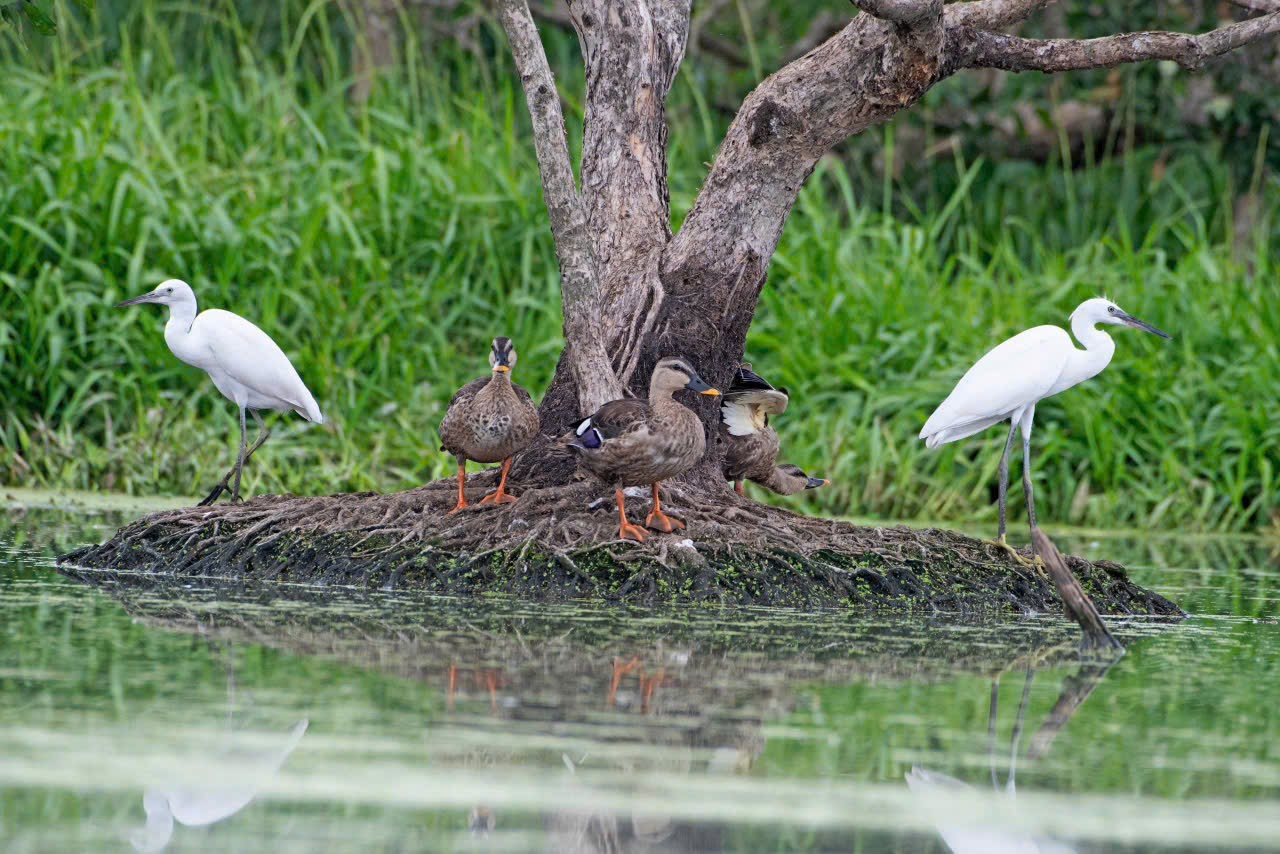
[127,657,308,853]
[906,669,1076,854]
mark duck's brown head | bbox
[650,357,720,398]
[768,463,830,496]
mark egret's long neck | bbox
[1065,313,1116,386]
[130,791,175,852]
[165,296,198,335]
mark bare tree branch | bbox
[954,11,1280,72]
[849,0,940,25]
[1032,529,1122,652]
[1230,0,1280,13]
[495,0,622,413]
[533,0,744,67]
[944,0,1055,31]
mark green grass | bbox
[2,2,1277,533]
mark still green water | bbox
[1,499,1277,852]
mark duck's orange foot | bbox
[645,510,685,533]
[479,489,518,506]
[619,522,648,542]
[447,500,469,515]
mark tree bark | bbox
[496,0,623,419]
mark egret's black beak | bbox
[115,292,157,308]
[686,373,720,396]
[805,476,829,489]
[1119,311,1171,339]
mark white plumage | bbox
[920,297,1170,549]
[920,325,1074,449]
[117,278,323,504]
[905,765,1077,854]
[178,308,323,422]
[129,719,308,853]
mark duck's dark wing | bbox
[439,377,490,453]
[729,365,775,394]
[446,376,490,410]
[509,381,535,406]
[587,399,651,439]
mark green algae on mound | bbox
[58,480,1183,617]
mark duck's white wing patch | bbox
[721,400,758,437]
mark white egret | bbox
[919,298,1169,561]
[116,279,323,505]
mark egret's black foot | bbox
[198,483,227,506]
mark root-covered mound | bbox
[60,475,1182,616]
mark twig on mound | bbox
[1032,528,1123,652]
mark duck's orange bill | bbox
[700,388,721,396]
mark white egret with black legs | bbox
[919,297,1170,563]
[116,279,323,505]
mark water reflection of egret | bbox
[126,653,309,852]
[907,669,1077,854]
[129,720,308,853]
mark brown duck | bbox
[721,364,828,496]
[569,357,720,542]
[439,337,540,513]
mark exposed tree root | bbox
[59,475,1183,616]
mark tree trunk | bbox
[526,4,950,489]
[349,0,399,106]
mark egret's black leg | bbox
[229,406,249,502]
[1021,429,1037,531]
[996,420,1017,541]
[988,418,1037,565]
[1010,408,1045,568]
[244,410,271,462]
[197,407,249,507]
[198,480,226,506]
[1007,667,1034,791]
[987,678,1000,790]
[198,410,272,506]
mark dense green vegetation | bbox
[2,1,1277,532]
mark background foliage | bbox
[1,0,1277,533]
